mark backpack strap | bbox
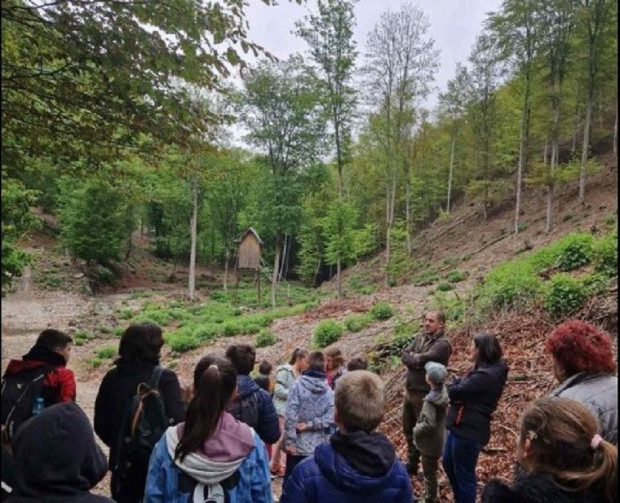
[149,366,164,389]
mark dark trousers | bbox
[442,431,482,503]
[284,454,307,485]
[421,454,439,503]
[402,389,425,472]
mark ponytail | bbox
[289,347,308,366]
[175,356,237,461]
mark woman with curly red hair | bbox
[545,320,617,445]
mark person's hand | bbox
[296,422,308,432]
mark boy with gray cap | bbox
[413,361,449,503]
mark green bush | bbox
[370,301,394,320]
[118,308,134,320]
[133,309,173,326]
[544,273,590,319]
[194,324,220,342]
[592,232,617,277]
[95,346,117,359]
[412,271,440,286]
[85,357,103,368]
[556,233,594,271]
[166,332,200,352]
[255,329,277,348]
[476,262,542,313]
[313,320,343,348]
[445,270,468,283]
[436,282,453,292]
[344,313,373,332]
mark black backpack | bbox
[228,390,259,428]
[1,365,55,442]
[114,366,168,492]
[178,470,239,503]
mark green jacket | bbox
[413,385,449,457]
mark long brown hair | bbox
[174,355,237,461]
[520,397,617,503]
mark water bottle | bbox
[32,397,45,416]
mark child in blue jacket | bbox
[280,370,413,503]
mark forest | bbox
[2,0,618,304]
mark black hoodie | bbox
[5,402,114,502]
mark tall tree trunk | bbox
[579,89,594,203]
[614,101,618,159]
[271,233,281,308]
[447,132,456,214]
[385,173,397,287]
[515,73,531,234]
[223,248,229,291]
[405,177,412,256]
[571,104,580,155]
[188,175,198,301]
[384,180,391,288]
[278,233,288,282]
[336,259,342,298]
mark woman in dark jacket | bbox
[94,323,186,503]
[6,402,114,503]
[442,332,508,503]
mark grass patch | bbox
[343,313,373,333]
[95,345,117,359]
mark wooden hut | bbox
[236,227,262,271]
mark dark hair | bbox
[289,347,308,365]
[473,332,503,365]
[225,344,256,375]
[520,397,617,503]
[36,329,72,351]
[175,355,237,462]
[307,351,325,372]
[118,323,163,365]
[545,320,616,377]
[258,359,272,376]
[347,356,368,372]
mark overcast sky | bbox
[243,0,503,109]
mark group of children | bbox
[1,321,618,503]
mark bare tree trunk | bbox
[384,180,391,288]
[571,105,580,155]
[614,101,618,159]
[278,233,288,282]
[515,77,531,234]
[579,92,593,203]
[447,133,456,214]
[188,176,198,301]
[313,256,321,286]
[271,234,281,308]
[546,136,559,233]
[405,178,412,256]
[336,259,342,298]
[385,174,397,287]
[223,248,229,291]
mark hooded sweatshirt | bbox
[3,344,76,405]
[5,402,113,503]
[413,384,450,457]
[280,430,412,503]
[144,412,272,503]
[284,370,334,456]
[273,364,297,416]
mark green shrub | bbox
[166,332,200,352]
[476,262,542,313]
[544,273,590,319]
[74,330,93,344]
[436,282,453,292]
[133,309,173,326]
[112,327,124,337]
[85,357,103,368]
[344,313,373,332]
[370,301,394,320]
[412,271,440,286]
[592,232,617,277]
[313,320,343,348]
[118,308,134,320]
[95,346,117,359]
[255,329,277,348]
[556,233,594,271]
[445,270,468,283]
[194,325,220,342]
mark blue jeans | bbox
[442,431,482,503]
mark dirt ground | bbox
[1,162,617,501]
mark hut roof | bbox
[237,227,263,245]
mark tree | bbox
[575,0,617,202]
[438,63,470,214]
[361,2,439,286]
[488,0,545,233]
[295,0,358,298]
[241,56,326,306]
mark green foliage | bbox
[592,231,618,277]
[412,270,440,286]
[343,313,373,332]
[255,329,277,348]
[543,273,590,319]
[85,358,104,368]
[370,301,394,320]
[95,346,117,359]
[445,270,468,283]
[436,282,453,292]
[73,330,94,346]
[313,320,343,348]
[165,332,201,353]
[58,178,133,266]
[476,261,543,313]
[386,222,409,286]
[555,233,594,271]
[118,308,135,320]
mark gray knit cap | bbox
[425,361,448,384]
